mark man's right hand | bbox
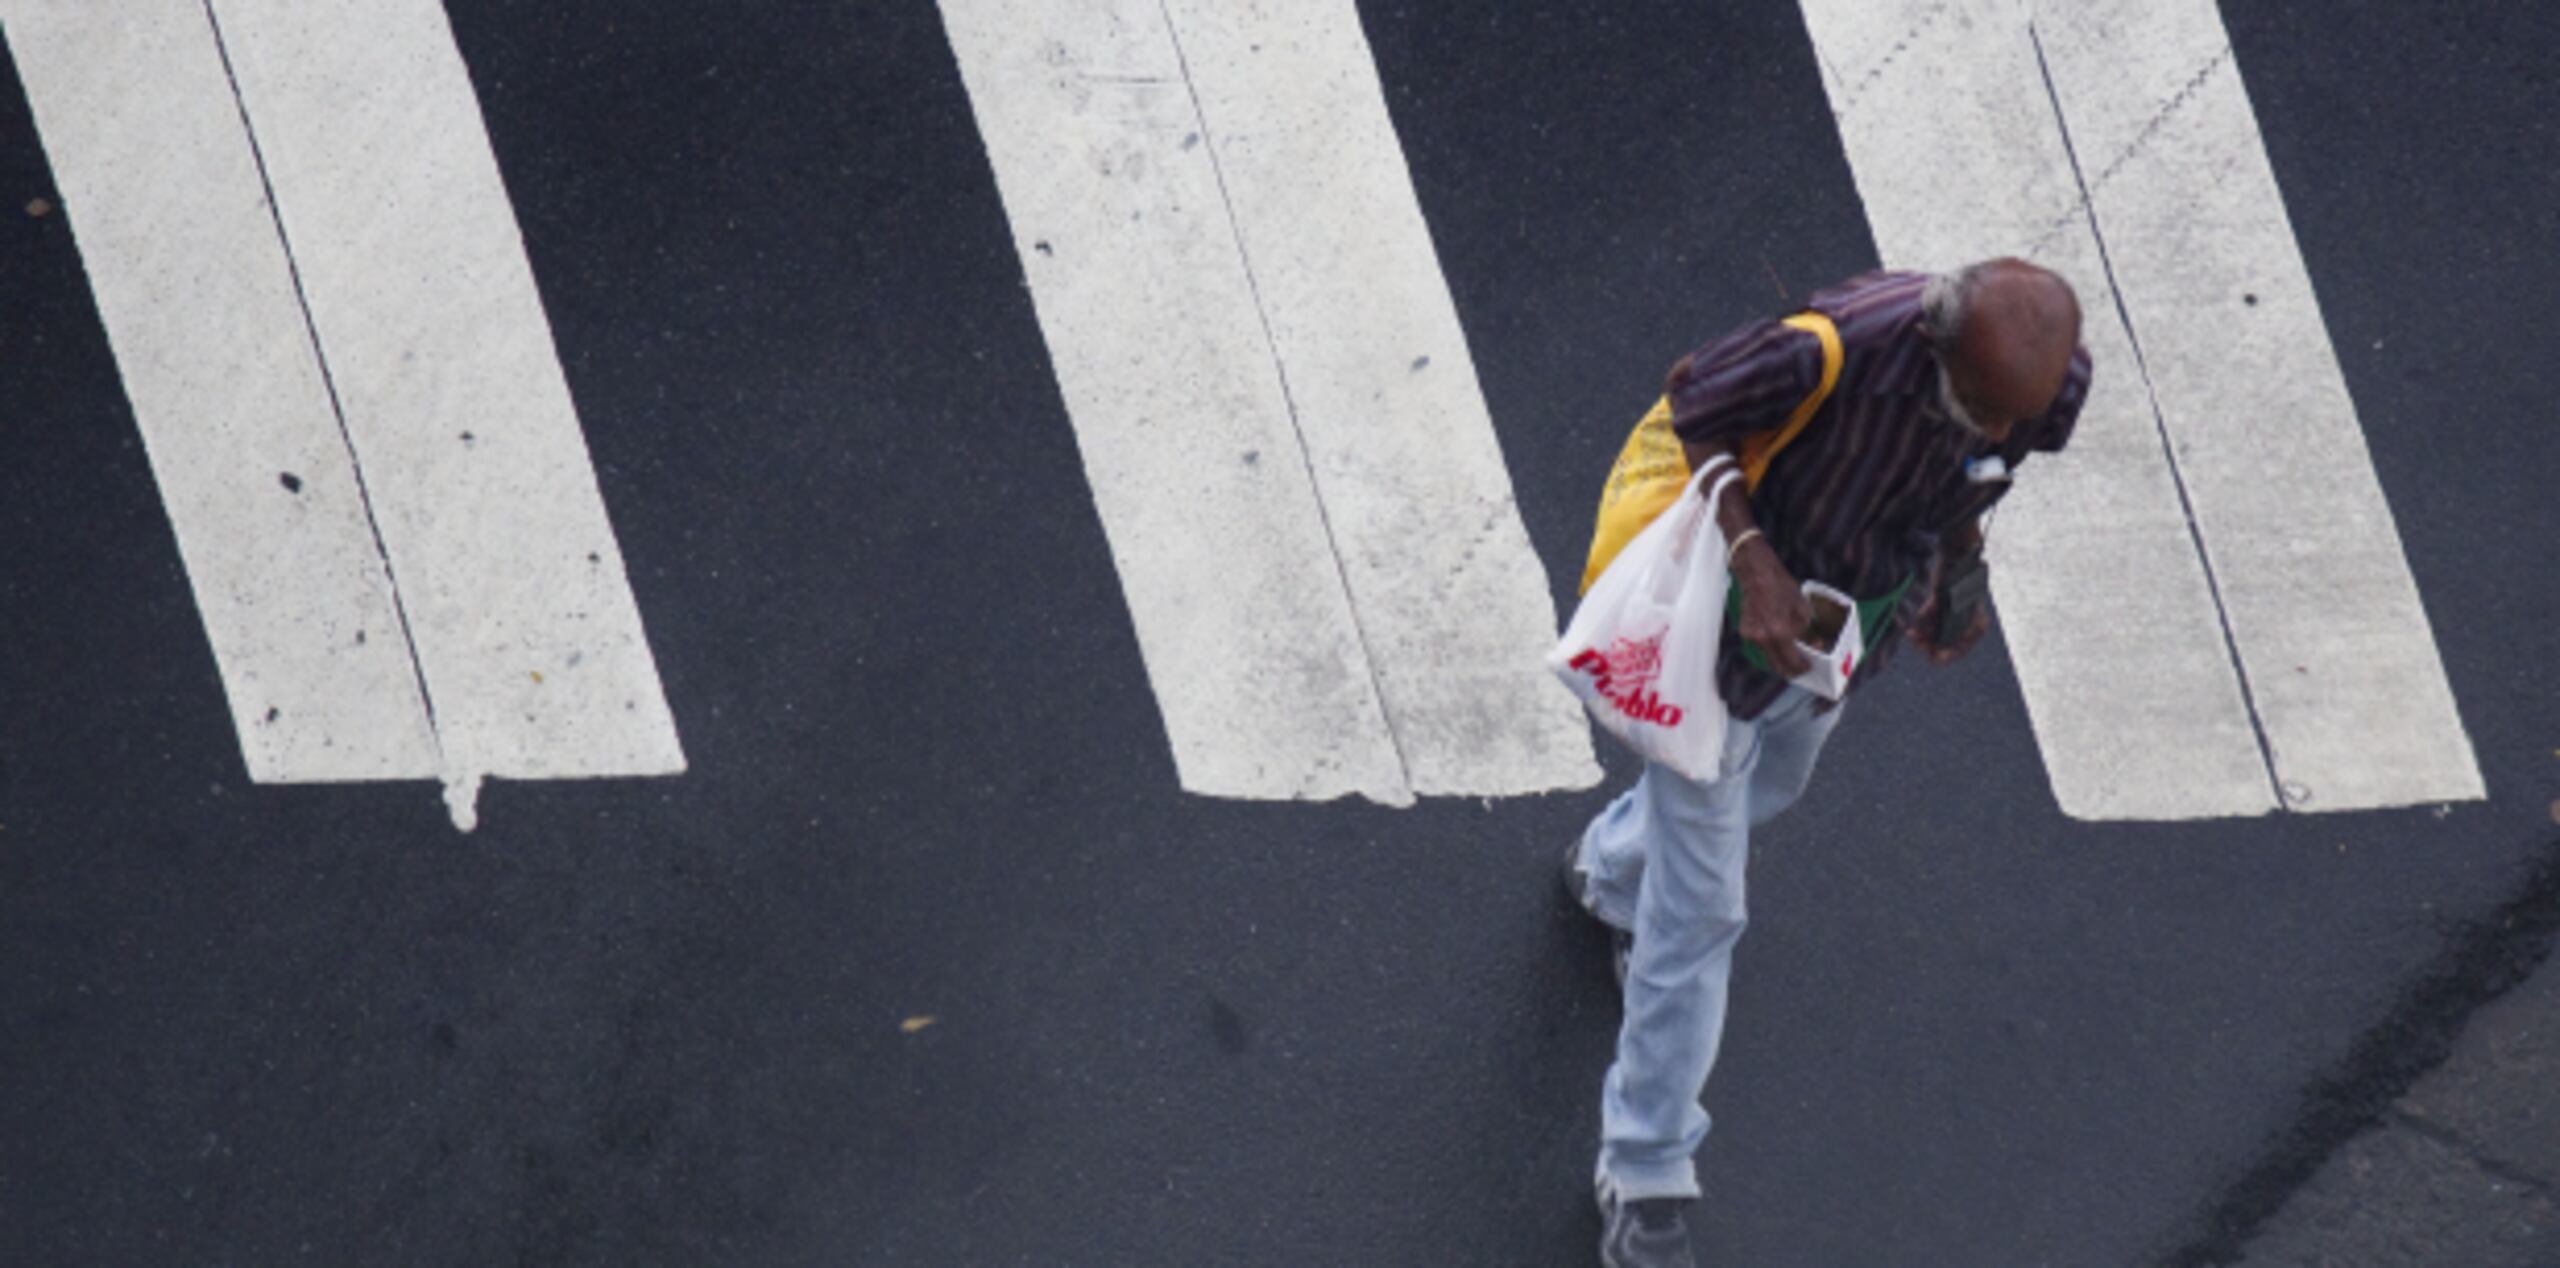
[1731,538,1813,678]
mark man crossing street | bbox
[1564,259,2092,1267]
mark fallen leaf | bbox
[901,1016,936,1034]
[530,671,544,684]
[25,198,50,218]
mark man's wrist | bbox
[1731,537,1793,588]
[1724,527,1765,568]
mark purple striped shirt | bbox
[1666,270,2093,719]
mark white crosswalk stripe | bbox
[938,0,1600,805]
[2025,0,2481,815]
[3,0,442,785]
[4,1,2481,823]
[1798,0,2481,819]
[4,0,685,829]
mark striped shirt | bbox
[1667,270,2093,719]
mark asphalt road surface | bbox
[3,2,2556,1264]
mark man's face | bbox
[1937,326,2070,446]
[1932,355,2019,444]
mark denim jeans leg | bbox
[1747,693,1844,827]
[1575,770,1665,932]
[1595,724,1760,1200]
[1593,689,1840,1200]
[1580,690,1841,928]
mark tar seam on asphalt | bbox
[2026,22,2288,812]
[198,0,448,747]
[2157,834,2560,1267]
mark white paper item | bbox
[1785,580,1865,701]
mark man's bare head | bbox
[1919,258,2081,443]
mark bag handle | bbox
[1642,456,1747,605]
[1695,453,1745,514]
[1689,449,1739,492]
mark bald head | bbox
[1923,258,2082,442]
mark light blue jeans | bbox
[1575,686,1843,1200]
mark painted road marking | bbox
[1800,0,2276,821]
[1799,0,2481,819]
[2,1,441,783]
[2027,0,2481,815]
[5,0,685,828]
[939,0,1599,804]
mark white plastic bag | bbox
[1548,456,1743,781]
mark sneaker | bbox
[1596,1171,1698,1267]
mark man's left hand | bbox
[1905,600,1991,666]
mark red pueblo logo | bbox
[1567,635,1685,728]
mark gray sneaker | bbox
[1596,1172,1698,1267]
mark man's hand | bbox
[1731,539,1814,678]
[1905,596,1991,666]
[1693,440,1814,677]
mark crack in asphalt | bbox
[2157,835,2560,1267]
[2387,1107,2556,1197]
[2027,22,2287,810]
[1151,0,1419,795]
